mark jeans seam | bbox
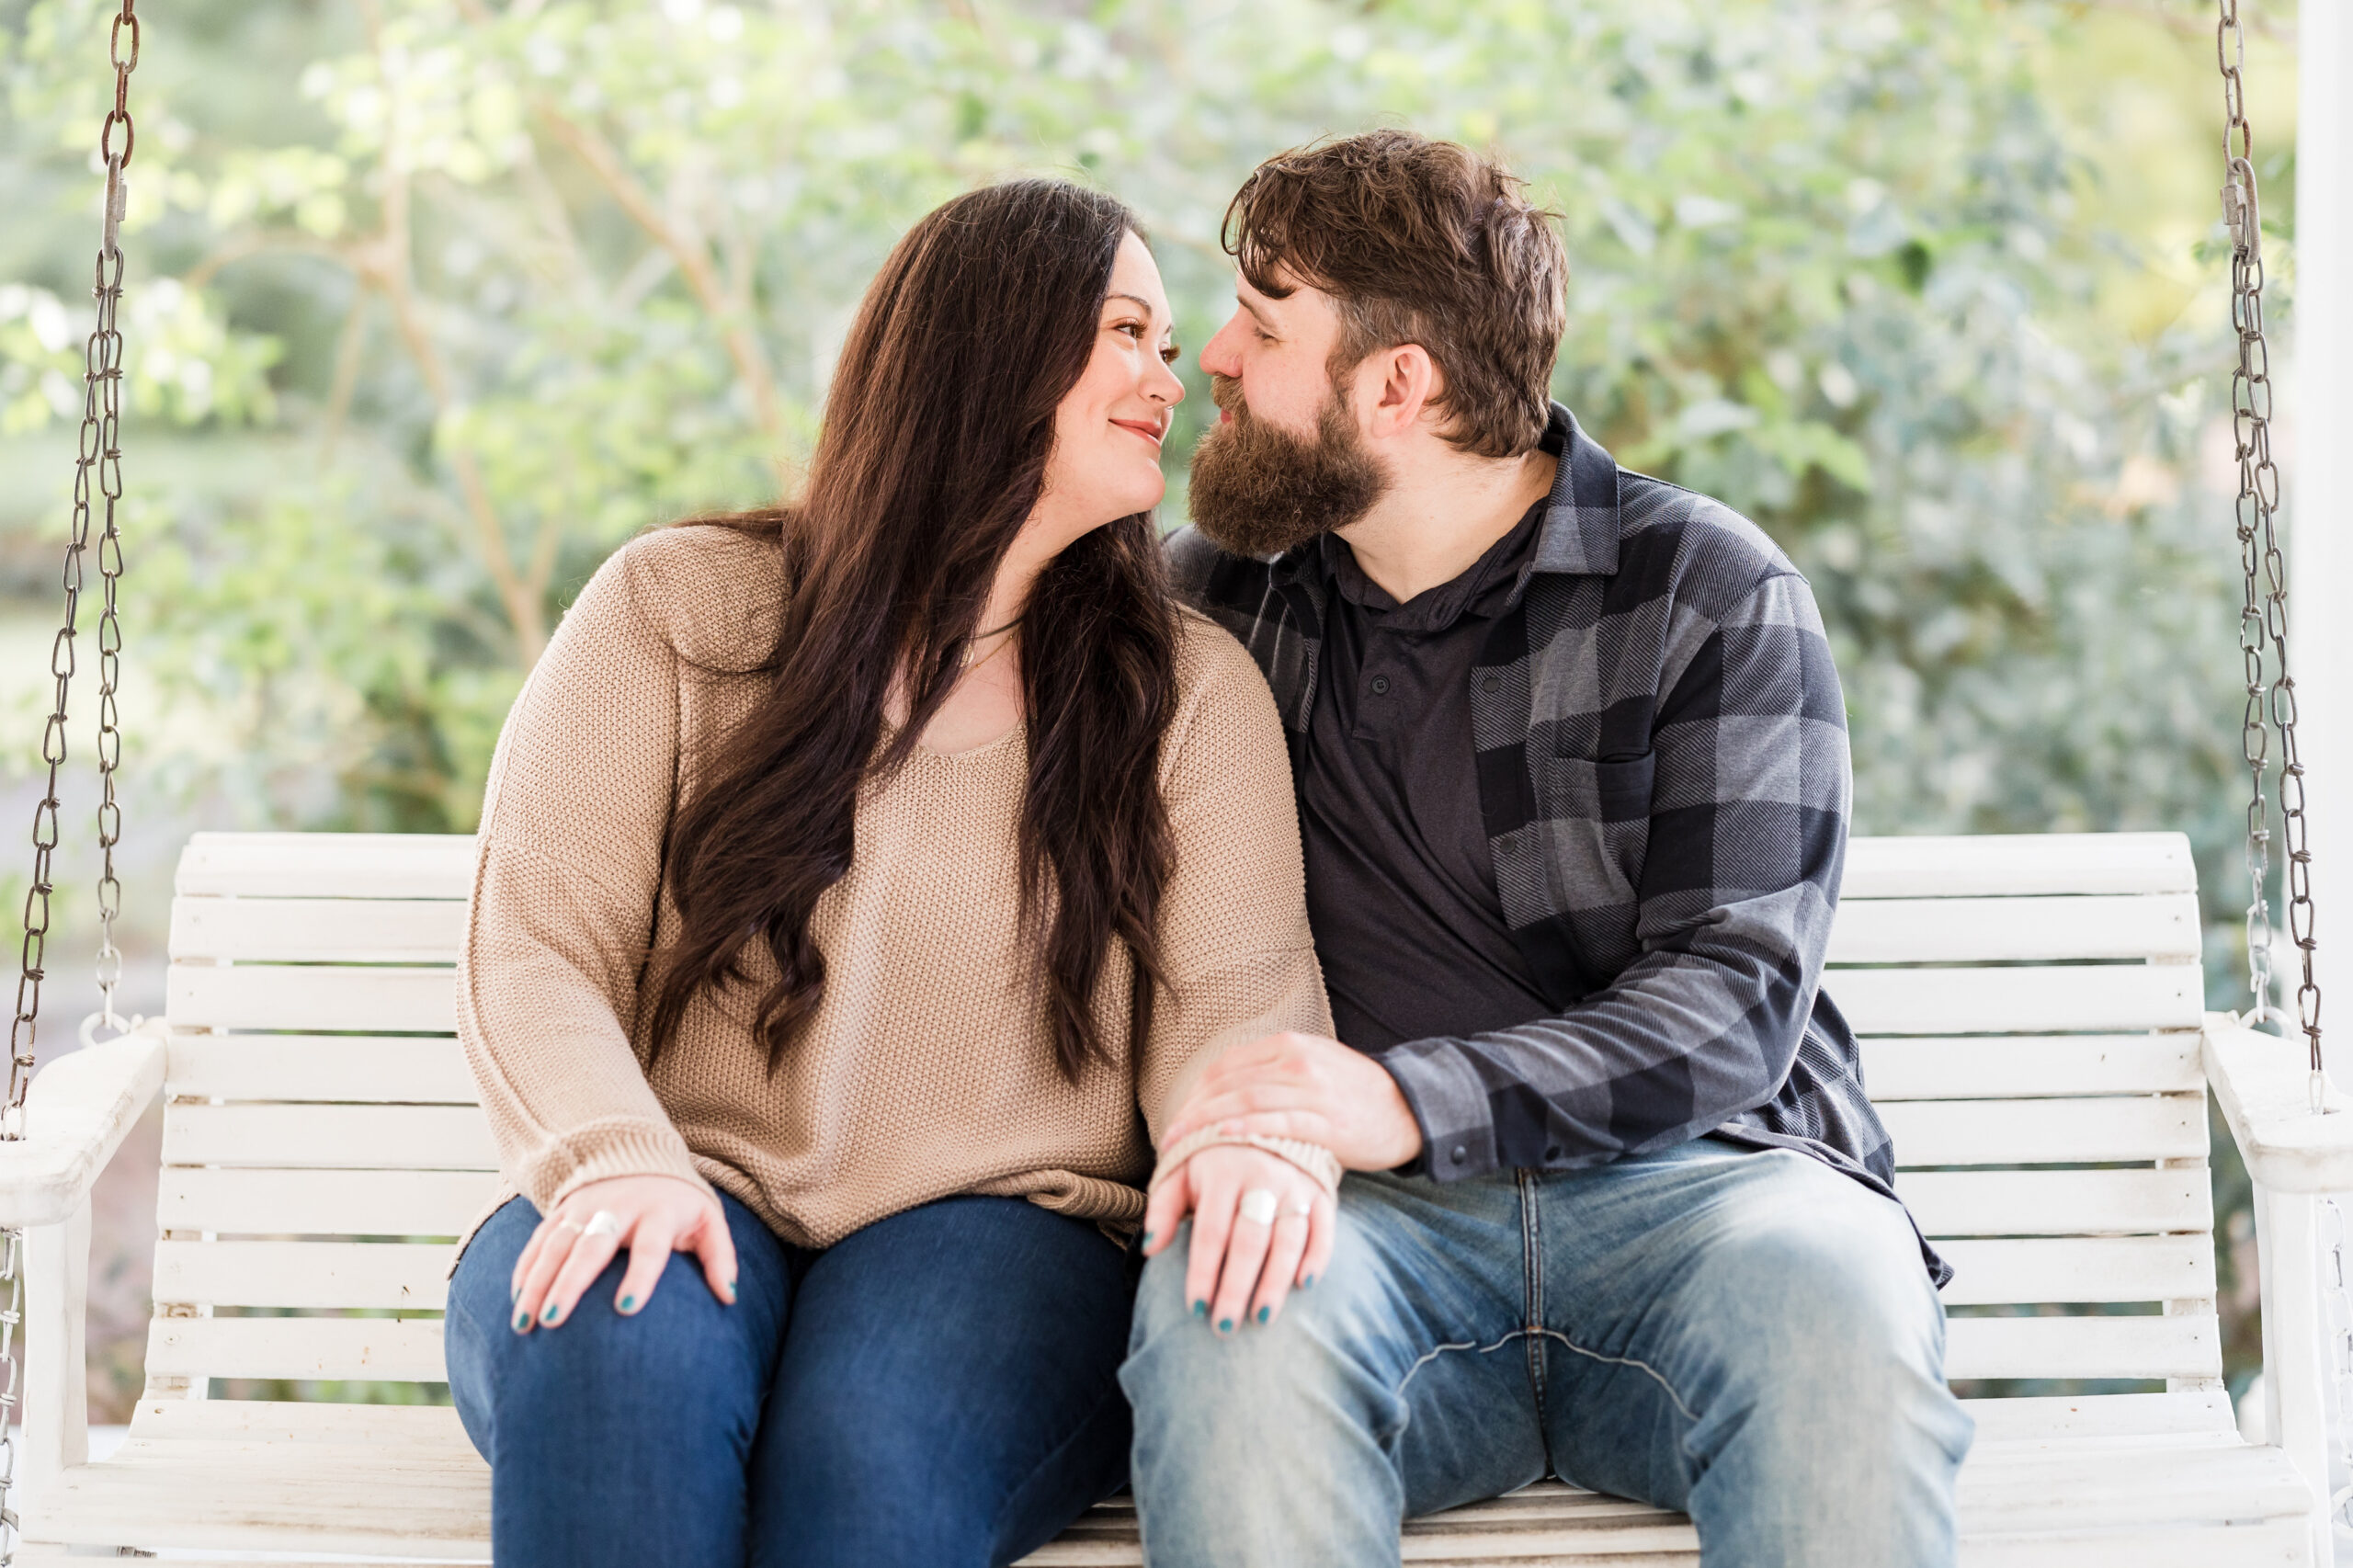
[1394,1329,1535,1401]
[1527,1325,1699,1425]
[1516,1168,1552,1470]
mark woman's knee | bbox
[447,1195,786,1449]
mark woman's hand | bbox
[1141,1143,1335,1333]
[508,1175,738,1333]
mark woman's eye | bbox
[1115,321,1146,340]
[1160,346,1180,364]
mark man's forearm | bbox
[1370,948,1809,1181]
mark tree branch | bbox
[320,279,370,465]
[360,10,546,665]
[184,230,350,290]
[531,105,789,483]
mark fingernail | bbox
[619,1294,637,1313]
[725,1278,738,1301]
[1217,1316,1235,1334]
[1302,1274,1316,1290]
[1192,1299,1209,1318]
[1142,1230,1154,1248]
[510,1284,520,1303]
[513,1308,530,1332]
[1256,1304,1270,1324]
[541,1303,561,1324]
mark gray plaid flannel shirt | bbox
[1170,403,1945,1285]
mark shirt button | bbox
[1370,676,1391,696]
[1483,676,1502,694]
[1450,1144,1468,1165]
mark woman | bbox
[443,179,1338,1568]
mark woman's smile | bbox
[1112,416,1165,448]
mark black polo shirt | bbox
[1299,496,1554,1051]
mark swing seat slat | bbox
[4,829,2344,1565]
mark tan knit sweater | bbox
[456,525,1330,1252]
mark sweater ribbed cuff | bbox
[524,1119,714,1212]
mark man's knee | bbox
[1123,1221,1408,1453]
[1123,1224,1420,1567]
[1683,1185,1965,1464]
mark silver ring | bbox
[582,1210,623,1240]
[1284,1195,1314,1219]
[1238,1188,1279,1226]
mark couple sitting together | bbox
[446,131,1973,1568]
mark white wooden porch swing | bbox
[2,2,2349,1563]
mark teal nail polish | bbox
[620,1294,637,1313]
[1142,1230,1154,1248]
[1256,1304,1270,1324]
[1302,1274,1316,1290]
[1217,1316,1234,1334]
[513,1308,530,1331]
[1192,1299,1209,1318]
[541,1303,561,1324]
[725,1278,738,1300]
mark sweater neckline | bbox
[882,716,1029,764]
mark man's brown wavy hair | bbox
[1224,130,1568,459]
[644,179,1178,1084]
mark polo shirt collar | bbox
[1267,400,1621,587]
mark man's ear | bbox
[1359,344,1441,441]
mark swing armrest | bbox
[0,1022,166,1228]
[2204,1011,2353,1193]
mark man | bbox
[1125,131,1972,1567]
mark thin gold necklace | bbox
[961,615,1024,674]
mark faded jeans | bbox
[1121,1137,1971,1567]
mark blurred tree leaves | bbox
[0,0,2269,874]
[0,0,2309,1407]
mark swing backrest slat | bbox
[142,828,2222,1411]
[1833,831,2218,1392]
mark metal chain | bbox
[2216,0,2324,1093]
[0,9,138,1560]
[91,4,136,1040]
[9,0,138,1130]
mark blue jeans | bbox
[447,1190,1135,1567]
[1122,1138,1971,1567]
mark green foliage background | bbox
[0,0,2305,1410]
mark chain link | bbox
[2216,0,2324,1084]
[0,7,139,1561]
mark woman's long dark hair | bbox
[644,179,1179,1084]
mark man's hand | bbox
[1161,1030,1424,1172]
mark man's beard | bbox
[1186,374,1390,559]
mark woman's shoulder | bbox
[1171,604,1271,705]
[1166,606,1287,766]
[596,523,787,675]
